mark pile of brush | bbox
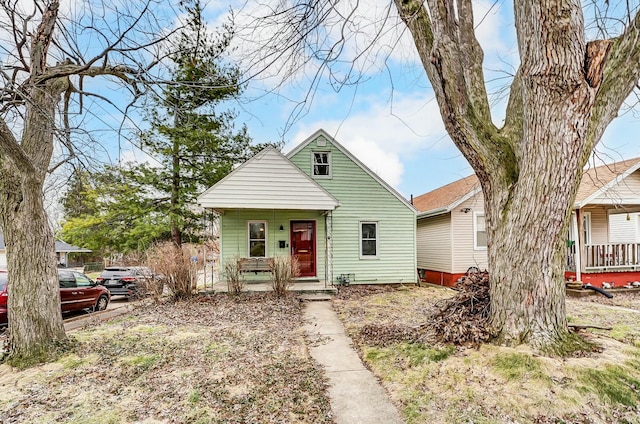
[424,269,492,346]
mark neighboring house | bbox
[197,129,417,287]
[0,233,92,269]
[414,157,640,288]
[413,175,486,286]
[54,240,93,267]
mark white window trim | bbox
[473,212,487,250]
[247,221,267,258]
[311,151,332,179]
[582,211,591,245]
[359,221,379,259]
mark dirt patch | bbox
[0,294,332,423]
[333,285,640,423]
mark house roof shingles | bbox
[574,157,640,204]
[414,157,640,214]
[412,174,480,213]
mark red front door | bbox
[291,221,316,277]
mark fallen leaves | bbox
[0,293,332,424]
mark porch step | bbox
[566,288,595,298]
[298,293,334,301]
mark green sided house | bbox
[197,129,417,287]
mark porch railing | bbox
[584,243,640,269]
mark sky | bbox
[8,0,635,207]
[188,0,640,200]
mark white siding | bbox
[451,194,488,273]
[198,148,338,210]
[592,169,640,203]
[0,251,5,269]
[417,214,452,272]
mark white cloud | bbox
[342,138,404,187]
[473,0,509,56]
[285,91,449,189]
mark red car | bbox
[0,269,110,327]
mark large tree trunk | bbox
[1,177,66,360]
[0,1,70,362]
[484,117,589,348]
[0,80,69,362]
[392,0,633,351]
[484,1,597,347]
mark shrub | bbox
[270,255,299,296]
[137,271,165,303]
[224,256,245,295]
[146,241,197,300]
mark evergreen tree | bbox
[60,0,271,254]
[61,170,98,219]
[136,0,261,246]
[60,166,171,255]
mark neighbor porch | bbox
[566,205,640,286]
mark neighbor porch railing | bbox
[584,243,640,269]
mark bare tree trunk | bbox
[1,178,66,360]
[484,2,602,349]
[171,138,182,246]
[391,0,633,351]
[0,0,180,362]
[171,105,182,247]
[485,131,588,348]
[0,80,69,362]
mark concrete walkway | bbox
[303,301,403,424]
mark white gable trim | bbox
[575,160,640,208]
[287,129,416,214]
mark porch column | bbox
[572,210,582,282]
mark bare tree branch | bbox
[588,9,640,151]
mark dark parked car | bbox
[96,266,155,298]
[0,269,110,327]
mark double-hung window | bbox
[312,152,331,178]
[248,221,267,257]
[474,213,487,249]
[360,222,378,258]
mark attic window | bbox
[312,152,331,178]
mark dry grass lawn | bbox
[332,285,640,424]
[1,286,640,423]
[0,294,332,424]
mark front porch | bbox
[567,242,640,272]
[566,242,640,287]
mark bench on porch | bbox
[239,257,273,274]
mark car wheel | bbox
[94,295,109,312]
